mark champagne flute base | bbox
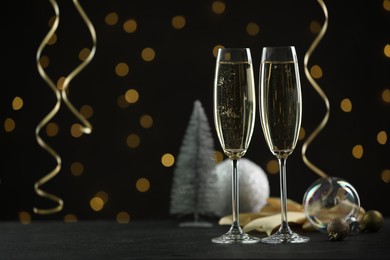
[211,230,260,244]
[260,229,309,244]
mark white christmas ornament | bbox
[214,158,270,217]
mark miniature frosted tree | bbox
[169,100,219,227]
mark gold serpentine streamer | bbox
[61,0,96,134]
[302,0,329,179]
[34,0,63,214]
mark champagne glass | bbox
[212,48,259,244]
[258,46,309,243]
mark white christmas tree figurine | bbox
[169,100,218,227]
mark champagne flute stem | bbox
[231,159,241,231]
[278,157,290,231]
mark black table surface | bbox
[0,218,389,259]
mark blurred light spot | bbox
[140,114,153,128]
[57,76,66,90]
[213,45,224,58]
[80,105,93,119]
[161,153,175,167]
[105,12,118,25]
[384,44,390,58]
[381,169,390,183]
[116,211,130,224]
[64,214,78,223]
[340,98,352,112]
[79,48,91,61]
[246,22,259,36]
[310,65,323,79]
[117,95,130,108]
[352,145,363,159]
[212,1,226,14]
[4,118,15,132]
[125,89,139,103]
[71,161,84,176]
[377,130,387,145]
[384,0,390,10]
[141,47,155,62]
[309,20,321,34]
[46,122,59,137]
[39,55,50,69]
[95,191,109,204]
[172,15,186,29]
[266,160,279,174]
[48,16,56,27]
[19,211,31,224]
[115,62,129,77]
[214,150,224,163]
[90,197,104,211]
[136,178,150,192]
[71,123,83,138]
[127,134,141,148]
[382,89,390,103]
[298,127,306,140]
[12,96,23,110]
[47,33,57,45]
[123,19,137,33]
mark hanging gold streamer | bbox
[61,0,96,134]
[34,0,63,214]
[302,0,329,179]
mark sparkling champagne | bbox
[214,61,255,159]
[259,61,302,158]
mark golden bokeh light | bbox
[246,22,259,36]
[381,169,390,183]
[115,62,129,77]
[340,98,352,112]
[64,214,78,223]
[214,150,224,163]
[47,33,57,45]
[213,44,224,58]
[71,161,84,176]
[136,178,150,192]
[266,160,279,174]
[309,20,321,34]
[382,88,390,103]
[39,55,50,69]
[172,15,186,29]
[117,95,130,108]
[299,127,306,140]
[140,114,153,128]
[71,123,84,138]
[127,134,141,148]
[18,211,31,224]
[384,44,390,58]
[377,130,387,145]
[116,211,130,224]
[161,153,175,167]
[90,197,104,211]
[384,0,390,10]
[310,65,323,79]
[141,47,156,62]
[57,76,66,90]
[105,12,118,25]
[352,145,364,159]
[123,19,137,33]
[125,89,139,103]
[12,96,23,110]
[46,122,59,137]
[80,105,93,119]
[95,191,109,204]
[79,48,91,61]
[212,1,226,14]
[4,118,15,132]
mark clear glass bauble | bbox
[302,176,361,233]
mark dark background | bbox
[1,0,389,221]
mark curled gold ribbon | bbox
[34,0,64,214]
[61,0,96,134]
[302,0,329,179]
